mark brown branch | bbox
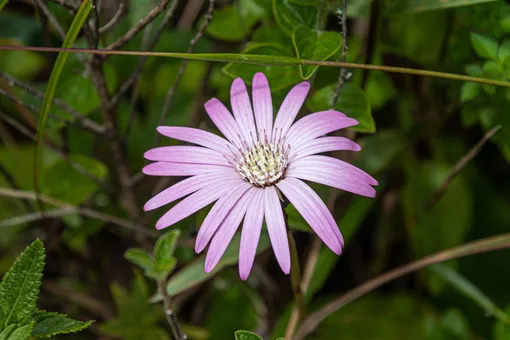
[105,0,172,53]
[295,232,510,340]
[158,280,186,340]
[331,0,348,108]
[33,0,67,40]
[99,3,125,34]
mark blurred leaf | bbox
[499,39,510,63]
[384,0,497,14]
[4,322,33,340]
[0,50,45,80]
[0,239,45,327]
[235,330,263,340]
[305,246,339,300]
[292,26,342,79]
[252,23,290,45]
[223,43,301,90]
[273,0,318,36]
[0,12,41,45]
[124,248,158,279]
[365,70,396,110]
[460,82,482,102]
[423,309,473,340]
[206,6,250,42]
[165,233,270,296]
[0,0,9,11]
[494,305,510,340]
[471,32,499,60]
[355,130,405,174]
[309,83,375,133]
[154,230,181,263]
[31,311,93,337]
[430,264,509,323]
[289,0,318,4]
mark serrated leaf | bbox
[308,83,375,133]
[471,32,499,60]
[124,249,159,280]
[0,325,16,340]
[5,322,33,340]
[154,230,181,265]
[273,0,318,36]
[234,330,263,340]
[460,82,481,102]
[292,26,342,79]
[0,239,45,327]
[31,311,93,337]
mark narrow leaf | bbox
[0,0,9,12]
[33,0,92,206]
[154,230,181,265]
[5,322,33,340]
[235,330,263,340]
[430,264,509,323]
[31,311,93,337]
[0,239,45,327]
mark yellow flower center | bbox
[236,141,288,187]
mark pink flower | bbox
[143,73,377,280]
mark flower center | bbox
[236,141,288,187]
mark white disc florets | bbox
[235,138,289,187]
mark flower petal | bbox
[288,136,361,162]
[142,162,231,177]
[204,188,257,273]
[276,178,343,253]
[155,177,244,230]
[144,146,230,166]
[156,126,232,155]
[239,189,265,280]
[272,81,310,141]
[231,78,257,146]
[144,172,238,211]
[264,186,290,274]
[252,72,273,141]
[204,98,243,148]
[195,181,253,253]
[286,111,357,149]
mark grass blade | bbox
[0,0,9,11]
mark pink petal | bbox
[144,146,230,166]
[204,188,258,273]
[264,186,290,274]
[142,162,232,177]
[195,181,253,253]
[144,172,239,211]
[272,82,310,141]
[239,189,265,280]
[155,177,244,230]
[288,136,361,162]
[252,72,273,141]
[204,98,243,149]
[285,111,357,149]
[156,126,232,155]
[276,178,343,254]
[231,78,257,146]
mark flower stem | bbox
[158,280,186,340]
[285,231,305,340]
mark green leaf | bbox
[165,233,270,296]
[384,0,497,14]
[273,0,318,36]
[460,82,481,102]
[0,325,16,340]
[235,330,263,340]
[355,130,405,174]
[429,264,509,323]
[0,0,9,11]
[223,43,301,90]
[309,83,375,133]
[124,249,158,279]
[206,6,251,42]
[470,32,499,60]
[292,26,342,79]
[154,230,181,264]
[494,305,510,340]
[499,39,510,63]
[0,239,45,327]
[34,0,92,201]
[5,322,33,340]
[31,311,93,337]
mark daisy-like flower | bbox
[143,72,377,280]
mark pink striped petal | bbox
[272,82,310,141]
[144,172,238,211]
[204,188,258,273]
[239,189,265,280]
[156,126,232,155]
[277,178,343,253]
[142,162,232,177]
[288,136,361,162]
[195,181,253,253]
[204,98,243,148]
[264,186,290,274]
[144,146,230,166]
[155,178,244,230]
[231,78,257,145]
[252,72,273,141]
[285,111,357,148]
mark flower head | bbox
[143,73,378,280]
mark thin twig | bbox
[427,125,501,209]
[153,0,214,148]
[0,164,32,211]
[158,280,186,340]
[105,0,172,53]
[295,232,510,340]
[33,0,67,40]
[99,3,125,34]
[331,0,348,108]
[0,187,157,237]
[0,208,74,228]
